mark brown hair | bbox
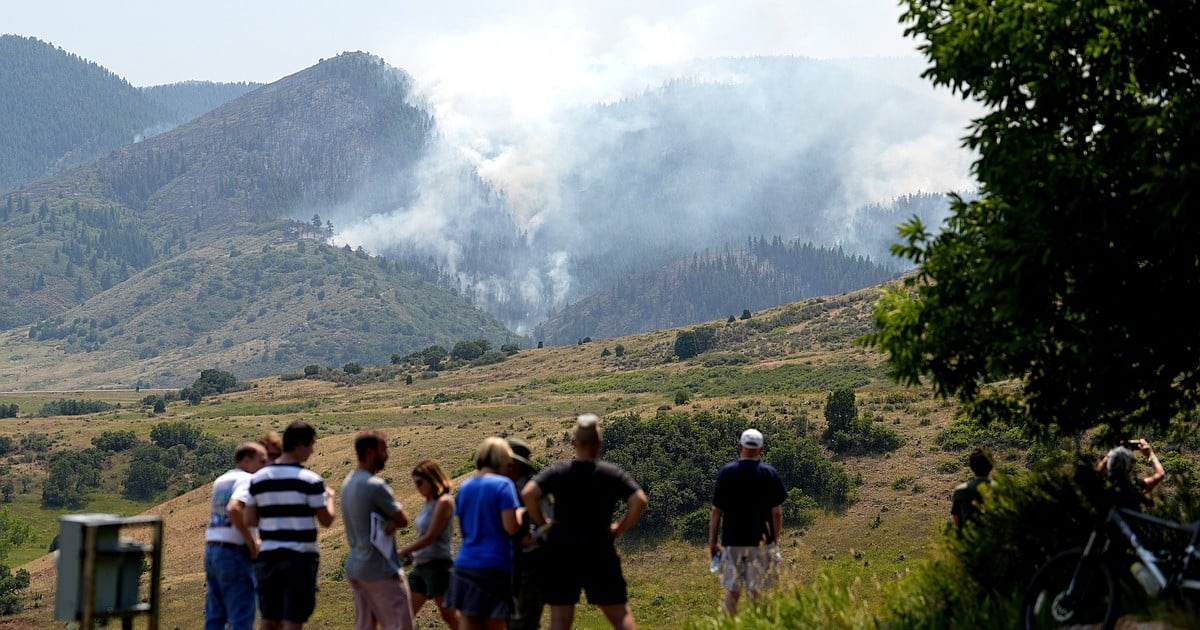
[259,431,282,454]
[234,441,265,463]
[411,459,453,496]
[354,430,387,461]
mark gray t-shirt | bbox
[411,498,453,564]
[341,469,404,581]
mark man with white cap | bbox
[707,428,787,616]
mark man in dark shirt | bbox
[522,413,647,630]
[505,437,545,629]
[950,446,997,529]
[708,428,787,616]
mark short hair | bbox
[1106,446,1135,477]
[259,431,283,453]
[474,436,513,471]
[412,459,452,496]
[282,420,317,452]
[354,430,387,461]
[968,447,994,477]
[234,441,265,462]
[572,413,601,451]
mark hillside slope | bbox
[5,285,976,629]
[0,35,170,193]
[1,51,432,331]
[534,237,899,345]
[0,234,516,389]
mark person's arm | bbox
[522,481,547,526]
[1140,440,1166,492]
[226,498,259,560]
[316,486,336,527]
[398,496,453,557]
[708,506,723,558]
[611,489,647,539]
[770,505,782,545]
[500,507,521,536]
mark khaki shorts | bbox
[719,545,779,593]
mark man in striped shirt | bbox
[232,421,336,629]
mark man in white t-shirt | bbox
[205,441,268,630]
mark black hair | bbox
[282,420,317,452]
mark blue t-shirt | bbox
[454,473,520,571]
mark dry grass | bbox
[0,288,987,628]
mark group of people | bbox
[204,414,798,630]
[949,438,1166,532]
[208,414,1174,628]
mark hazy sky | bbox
[2,1,921,87]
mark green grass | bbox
[546,364,881,397]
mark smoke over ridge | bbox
[329,54,979,334]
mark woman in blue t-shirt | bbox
[445,437,521,629]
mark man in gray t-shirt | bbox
[341,430,414,630]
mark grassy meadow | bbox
[0,288,987,629]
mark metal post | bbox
[80,524,98,630]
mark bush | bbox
[150,421,201,449]
[470,352,506,367]
[92,430,138,452]
[821,389,905,455]
[602,410,854,539]
[38,399,114,416]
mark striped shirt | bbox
[239,462,327,554]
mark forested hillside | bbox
[0,35,168,192]
[1,52,433,330]
[140,80,262,125]
[0,52,517,387]
[534,236,898,345]
[15,236,515,387]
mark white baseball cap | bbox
[740,429,764,448]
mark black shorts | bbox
[540,544,627,606]
[408,558,453,597]
[445,565,512,619]
[255,550,319,623]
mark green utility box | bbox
[54,513,163,629]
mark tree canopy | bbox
[864,1,1200,439]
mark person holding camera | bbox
[1097,438,1166,509]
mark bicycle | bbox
[1021,497,1200,629]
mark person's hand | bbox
[1134,438,1152,457]
[709,542,721,559]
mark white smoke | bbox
[325,3,980,333]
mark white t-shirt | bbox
[206,468,253,545]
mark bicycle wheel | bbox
[1022,548,1117,630]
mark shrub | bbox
[92,430,138,452]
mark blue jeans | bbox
[205,543,256,630]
